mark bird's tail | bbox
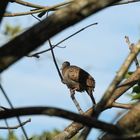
[86,88,96,105]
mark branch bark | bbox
[0,106,122,135]
[0,0,9,23]
[101,102,140,140]
[54,64,140,139]
[0,0,121,73]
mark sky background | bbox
[0,0,140,139]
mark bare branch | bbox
[0,119,31,129]
[125,36,139,68]
[0,83,29,139]
[0,106,122,135]
[96,41,140,113]
[8,0,140,17]
[48,39,63,81]
[28,22,98,58]
[5,1,73,17]
[55,43,140,139]
[115,0,140,6]
[10,0,45,8]
[101,102,140,140]
[0,0,120,73]
[107,67,140,107]
[0,0,9,23]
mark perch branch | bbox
[54,41,140,139]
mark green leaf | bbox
[132,85,140,93]
[132,93,140,100]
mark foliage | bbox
[0,129,78,140]
[4,23,22,38]
[125,71,140,100]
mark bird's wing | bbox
[67,66,95,86]
[86,76,95,88]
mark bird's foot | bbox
[70,88,78,93]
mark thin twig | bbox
[0,83,29,140]
[31,13,41,22]
[7,0,140,17]
[4,1,73,17]
[4,119,11,133]
[10,0,45,8]
[28,22,98,58]
[125,36,139,68]
[0,119,31,129]
[48,39,63,81]
[0,100,11,134]
[31,11,64,81]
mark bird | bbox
[61,61,96,113]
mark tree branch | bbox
[54,43,140,139]
[96,41,140,114]
[0,106,122,135]
[106,67,140,108]
[0,0,121,73]
[0,83,29,139]
[112,102,134,109]
[7,0,140,17]
[28,22,98,58]
[0,118,31,129]
[5,1,73,17]
[101,102,140,140]
[115,0,140,6]
[10,0,45,8]
[125,36,139,68]
[0,0,9,23]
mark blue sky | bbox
[0,0,140,139]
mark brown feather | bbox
[61,62,95,97]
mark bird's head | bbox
[61,61,70,70]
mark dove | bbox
[61,61,96,113]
